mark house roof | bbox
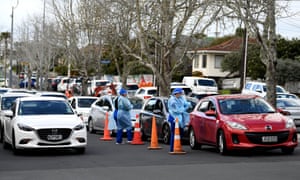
[197,37,257,52]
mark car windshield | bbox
[148,90,157,95]
[129,98,144,109]
[19,100,74,115]
[197,79,217,87]
[2,96,26,110]
[78,98,97,108]
[277,99,300,108]
[219,98,275,114]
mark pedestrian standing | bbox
[168,88,191,152]
[116,88,133,144]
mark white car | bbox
[57,77,70,92]
[135,87,157,99]
[242,81,287,97]
[2,96,87,154]
[88,95,144,133]
[68,96,98,126]
[0,92,33,143]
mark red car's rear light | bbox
[144,96,151,99]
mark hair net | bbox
[119,88,127,95]
[172,88,183,95]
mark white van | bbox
[182,76,218,93]
[241,81,287,97]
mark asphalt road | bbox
[0,132,299,180]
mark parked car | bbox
[182,76,218,94]
[241,81,287,97]
[276,93,299,99]
[88,95,144,134]
[276,98,300,133]
[135,87,157,99]
[2,96,87,154]
[189,94,298,155]
[0,87,11,94]
[68,96,98,126]
[139,96,198,144]
[0,92,33,143]
[87,79,110,96]
[57,77,71,92]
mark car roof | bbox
[19,96,68,101]
[211,94,259,100]
[1,92,34,97]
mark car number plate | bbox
[47,134,63,141]
[262,136,278,142]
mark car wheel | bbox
[0,125,3,143]
[281,147,294,155]
[218,130,228,155]
[88,119,95,134]
[162,124,170,144]
[75,147,86,154]
[189,127,201,150]
[139,123,148,141]
[2,129,9,149]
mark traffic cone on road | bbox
[100,112,113,141]
[169,118,186,155]
[148,116,162,150]
[131,114,144,145]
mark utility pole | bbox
[9,0,19,88]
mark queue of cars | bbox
[0,84,299,156]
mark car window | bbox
[129,98,144,109]
[95,99,103,107]
[148,90,157,95]
[1,96,26,110]
[244,83,252,90]
[71,99,76,109]
[78,98,97,108]
[137,89,145,95]
[102,98,112,111]
[197,101,209,112]
[144,99,156,112]
[19,100,74,115]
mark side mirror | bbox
[102,106,110,111]
[277,108,291,115]
[4,110,14,118]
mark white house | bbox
[189,37,255,78]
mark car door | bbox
[91,99,104,129]
[202,100,218,144]
[97,97,113,130]
[194,100,209,142]
[3,101,17,144]
[140,98,158,136]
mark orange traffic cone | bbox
[169,118,186,155]
[131,114,144,145]
[148,116,162,150]
[100,112,113,141]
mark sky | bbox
[1,0,300,40]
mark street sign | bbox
[100,59,111,64]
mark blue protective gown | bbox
[168,95,191,152]
[116,95,133,143]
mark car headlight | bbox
[73,124,85,130]
[17,123,35,131]
[226,121,247,130]
[286,118,296,129]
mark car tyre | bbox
[189,127,201,150]
[88,119,95,134]
[140,123,148,141]
[218,130,228,155]
[2,130,9,150]
[162,124,170,144]
[0,125,3,143]
[281,147,294,155]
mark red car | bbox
[189,94,298,155]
